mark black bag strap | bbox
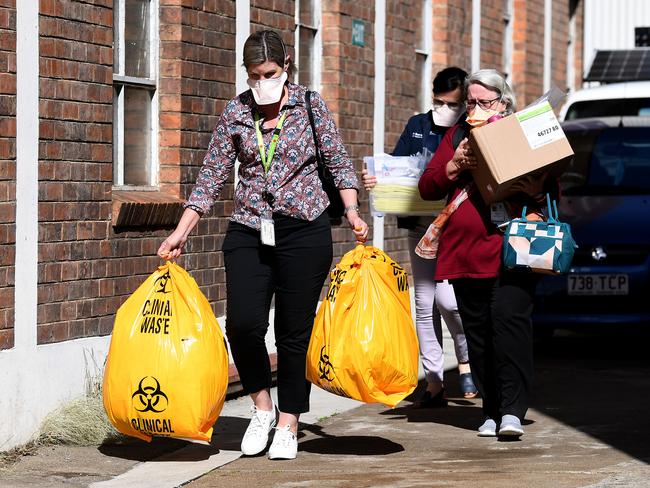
[305,90,323,171]
[452,124,468,150]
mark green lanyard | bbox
[254,111,287,175]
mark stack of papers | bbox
[364,153,445,216]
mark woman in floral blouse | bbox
[158,30,368,460]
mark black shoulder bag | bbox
[305,90,345,223]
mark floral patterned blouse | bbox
[185,83,359,230]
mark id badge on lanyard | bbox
[255,110,287,247]
[490,202,509,226]
[260,218,276,246]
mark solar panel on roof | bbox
[585,49,650,83]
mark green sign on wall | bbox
[352,19,365,47]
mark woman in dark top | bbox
[158,30,368,460]
[419,69,555,438]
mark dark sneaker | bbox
[416,388,447,408]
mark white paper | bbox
[516,101,565,150]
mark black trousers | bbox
[452,272,538,421]
[222,212,332,414]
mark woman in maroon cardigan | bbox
[418,69,552,438]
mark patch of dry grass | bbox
[38,393,122,447]
[38,350,123,446]
[1,350,125,470]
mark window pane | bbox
[561,127,650,195]
[125,0,150,78]
[299,27,315,88]
[565,98,650,120]
[123,87,152,186]
[299,0,315,27]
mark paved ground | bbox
[2,328,649,487]
[189,328,650,488]
[0,388,362,488]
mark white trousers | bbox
[408,228,469,386]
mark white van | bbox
[559,81,650,122]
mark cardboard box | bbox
[468,101,574,203]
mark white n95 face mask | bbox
[247,71,288,105]
[431,104,464,128]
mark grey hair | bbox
[466,69,517,114]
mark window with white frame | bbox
[113,0,158,187]
[295,0,321,89]
[415,0,432,113]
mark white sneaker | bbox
[268,424,298,460]
[477,418,497,437]
[240,404,276,456]
[498,414,524,437]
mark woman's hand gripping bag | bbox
[102,262,229,443]
[306,245,419,408]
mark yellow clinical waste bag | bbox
[103,262,229,443]
[306,245,419,408]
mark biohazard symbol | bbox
[132,376,169,413]
[318,346,335,382]
[153,271,172,294]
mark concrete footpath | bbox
[189,329,650,488]
[2,329,650,487]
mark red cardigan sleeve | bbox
[418,125,459,201]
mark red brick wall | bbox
[14,0,585,345]
[320,2,380,259]
[431,0,472,75]
[0,0,15,350]
[158,1,237,318]
[35,1,240,345]
[159,1,236,199]
[251,0,294,50]
[512,0,545,106]
[38,0,114,343]
[481,0,506,70]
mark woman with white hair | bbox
[418,69,556,438]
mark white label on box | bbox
[516,101,564,150]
